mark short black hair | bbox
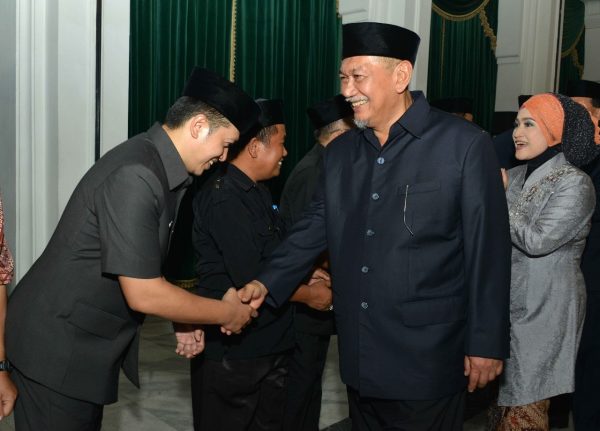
[314,118,353,142]
[163,96,232,130]
[227,125,278,161]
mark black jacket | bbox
[6,124,189,404]
[258,92,511,400]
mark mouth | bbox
[346,97,368,108]
[514,141,527,150]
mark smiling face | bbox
[192,123,240,175]
[256,124,287,180]
[339,56,409,130]
[513,108,549,161]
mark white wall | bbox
[495,0,563,111]
[338,0,432,92]
[583,0,600,81]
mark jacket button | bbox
[377,157,385,165]
[361,302,369,309]
[361,266,369,273]
[371,193,379,200]
[366,229,375,236]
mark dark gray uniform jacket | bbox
[6,123,190,404]
[258,92,511,400]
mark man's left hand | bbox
[464,355,503,392]
[173,323,205,358]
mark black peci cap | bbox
[182,67,260,135]
[565,80,600,100]
[342,22,420,64]
[518,94,532,108]
[255,99,285,128]
[430,97,473,114]
[306,95,354,130]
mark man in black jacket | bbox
[5,68,259,430]
[568,79,600,431]
[239,22,511,431]
[279,95,354,431]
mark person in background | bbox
[0,193,17,420]
[190,99,329,431]
[566,79,600,431]
[239,22,511,431]
[5,67,259,430]
[490,93,599,430]
[279,95,354,431]
[430,97,474,122]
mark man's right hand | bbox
[237,280,269,309]
[220,287,258,335]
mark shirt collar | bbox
[224,163,256,192]
[360,91,430,147]
[148,123,192,191]
[390,90,429,139]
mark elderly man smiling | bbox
[239,22,511,430]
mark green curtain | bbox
[129,0,340,285]
[129,0,233,137]
[427,0,498,131]
[559,0,585,93]
[234,0,341,200]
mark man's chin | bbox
[354,118,369,129]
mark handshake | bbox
[173,268,331,358]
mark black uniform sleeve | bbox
[96,165,163,278]
[461,131,512,359]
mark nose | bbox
[282,146,288,157]
[341,78,355,98]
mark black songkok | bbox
[182,67,259,135]
[565,80,600,100]
[306,95,353,130]
[342,22,420,64]
[430,97,473,114]
[256,99,285,128]
[518,95,532,108]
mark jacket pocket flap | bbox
[399,180,441,195]
[400,295,466,327]
[68,302,126,339]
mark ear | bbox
[246,138,261,158]
[189,113,210,139]
[394,60,413,94]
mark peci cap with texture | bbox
[307,95,354,130]
[182,67,260,135]
[342,22,420,64]
[565,80,600,100]
[255,98,285,128]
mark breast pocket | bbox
[398,181,442,233]
[252,219,281,257]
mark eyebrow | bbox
[339,66,366,75]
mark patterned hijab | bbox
[521,93,600,167]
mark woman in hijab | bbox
[490,93,600,430]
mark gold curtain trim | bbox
[229,0,238,82]
[479,9,497,53]
[570,49,585,78]
[170,278,198,290]
[432,0,490,21]
[440,18,446,84]
[561,25,584,58]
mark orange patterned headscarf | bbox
[521,94,564,147]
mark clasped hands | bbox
[174,269,331,357]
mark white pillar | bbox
[583,0,600,81]
[101,0,130,154]
[338,0,432,92]
[495,0,563,111]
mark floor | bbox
[0,316,574,430]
